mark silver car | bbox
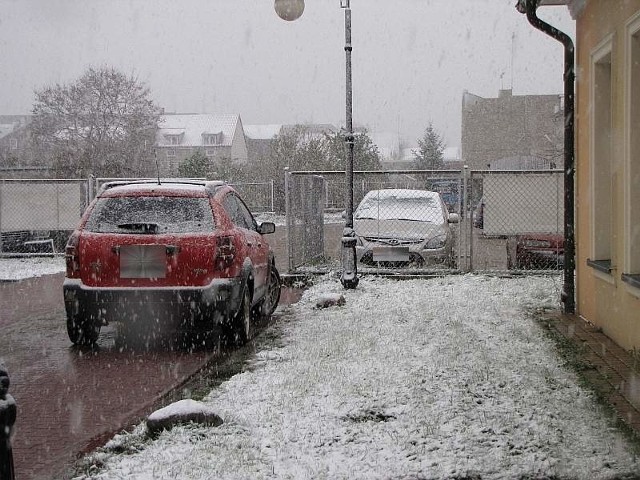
[353,189,459,267]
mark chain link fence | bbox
[282,169,565,275]
[285,172,326,271]
[0,171,564,274]
[0,177,275,256]
[468,170,564,272]
[0,179,89,254]
[284,170,465,273]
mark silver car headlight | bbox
[425,234,447,249]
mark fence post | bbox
[270,180,275,213]
[0,179,4,254]
[464,166,473,272]
[284,168,293,273]
[0,364,16,480]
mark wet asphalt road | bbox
[1,272,299,480]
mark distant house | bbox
[244,124,282,164]
[461,89,564,170]
[0,116,46,178]
[155,113,248,176]
[0,115,31,157]
[281,123,338,140]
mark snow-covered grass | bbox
[75,274,639,480]
[0,256,66,281]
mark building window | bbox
[9,138,17,150]
[164,134,182,145]
[205,148,216,157]
[203,132,223,146]
[588,40,613,274]
[166,148,176,158]
[624,16,640,287]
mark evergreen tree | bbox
[413,123,445,170]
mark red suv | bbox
[63,180,280,346]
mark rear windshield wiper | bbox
[117,223,159,234]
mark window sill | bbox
[622,274,640,290]
[587,259,612,275]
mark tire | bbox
[67,314,100,346]
[260,265,281,318]
[231,286,252,345]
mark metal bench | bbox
[23,238,56,254]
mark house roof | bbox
[156,114,241,147]
[244,124,282,140]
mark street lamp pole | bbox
[274,0,358,288]
[340,0,359,289]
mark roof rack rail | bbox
[97,178,209,194]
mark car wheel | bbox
[261,265,281,318]
[231,286,252,345]
[67,314,100,346]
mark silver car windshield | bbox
[85,196,215,234]
[355,197,444,223]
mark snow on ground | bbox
[0,256,65,281]
[77,274,639,480]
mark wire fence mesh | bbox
[285,172,326,271]
[468,170,564,272]
[0,179,88,254]
[285,170,465,273]
[0,177,275,255]
[0,171,565,275]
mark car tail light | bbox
[65,231,81,278]
[215,235,236,270]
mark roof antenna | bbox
[154,148,161,185]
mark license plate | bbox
[120,245,166,278]
[372,246,410,262]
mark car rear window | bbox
[85,196,215,234]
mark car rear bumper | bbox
[63,277,243,331]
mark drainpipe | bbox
[517,0,576,314]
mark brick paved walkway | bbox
[544,312,640,435]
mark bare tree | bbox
[324,129,382,171]
[31,66,162,177]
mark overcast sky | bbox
[0,0,574,148]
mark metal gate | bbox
[284,168,565,275]
[285,169,465,274]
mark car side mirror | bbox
[448,213,460,224]
[258,222,276,234]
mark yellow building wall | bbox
[575,0,640,351]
